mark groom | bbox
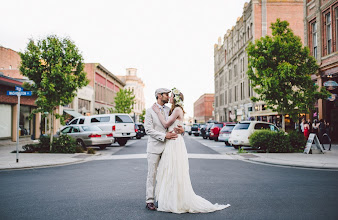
[144,88,184,211]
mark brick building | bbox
[193,94,214,123]
[83,63,125,115]
[304,0,338,140]
[214,0,304,125]
[0,46,41,140]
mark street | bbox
[1,135,338,220]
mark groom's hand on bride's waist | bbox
[165,131,178,140]
[174,125,184,135]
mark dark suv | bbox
[191,123,201,136]
[135,123,145,139]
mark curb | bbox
[0,159,87,171]
[0,153,102,171]
[244,158,338,170]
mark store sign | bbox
[304,133,324,154]
[324,80,338,90]
[327,94,337,102]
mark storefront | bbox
[322,75,338,142]
[0,74,41,141]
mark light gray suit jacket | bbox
[144,106,170,154]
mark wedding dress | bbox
[155,120,230,213]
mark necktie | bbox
[161,107,166,119]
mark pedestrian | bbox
[303,121,310,139]
[318,119,326,150]
[307,118,312,133]
[300,118,305,133]
[312,119,319,137]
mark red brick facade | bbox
[193,94,214,123]
[305,0,338,141]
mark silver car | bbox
[55,125,114,150]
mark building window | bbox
[220,93,224,106]
[234,86,238,102]
[229,69,232,81]
[229,88,232,103]
[224,50,227,63]
[225,91,227,104]
[248,79,251,97]
[234,64,237,78]
[336,7,338,51]
[215,96,219,107]
[311,21,317,59]
[326,12,332,54]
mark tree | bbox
[139,109,146,123]
[246,19,329,130]
[112,89,135,114]
[19,35,89,150]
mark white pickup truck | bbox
[67,113,136,146]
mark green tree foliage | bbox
[246,19,329,121]
[19,35,89,149]
[113,89,135,114]
[139,109,146,123]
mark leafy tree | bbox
[246,19,329,130]
[19,35,89,149]
[113,89,135,114]
[139,109,146,123]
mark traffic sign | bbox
[7,91,32,96]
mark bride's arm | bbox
[152,104,181,129]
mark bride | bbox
[152,88,230,214]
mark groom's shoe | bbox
[146,203,157,211]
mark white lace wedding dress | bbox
[155,120,230,213]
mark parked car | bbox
[205,123,214,139]
[67,114,136,146]
[199,125,207,138]
[209,123,227,141]
[190,123,201,136]
[228,121,279,149]
[135,123,145,139]
[218,123,237,145]
[185,124,192,135]
[54,125,114,150]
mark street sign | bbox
[6,88,32,163]
[7,91,32,96]
[304,133,324,154]
[15,86,23,91]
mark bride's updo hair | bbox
[169,91,185,116]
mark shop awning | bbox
[250,109,279,117]
[64,110,83,118]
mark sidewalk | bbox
[235,144,338,169]
[0,137,100,170]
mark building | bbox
[193,94,214,123]
[117,68,145,123]
[0,74,41,141]
[0,46,41,141]
[304,0,338,140]
[81,63,125,115]
[214,0,304,125]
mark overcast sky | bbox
[1,0,248,117]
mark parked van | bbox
[67,114,136,146]
[228,121,279,149]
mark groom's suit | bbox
[144,104,170,204]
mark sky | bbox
[1,0,248,117]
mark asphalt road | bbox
[1,136,338,220]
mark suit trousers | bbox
[146,153,162,203]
